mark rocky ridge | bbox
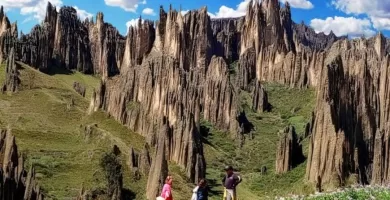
[306,34,390,187]
[1,48,19,93]
[1,3,125,77]
[275,126,304,174]
[0,128,44,200]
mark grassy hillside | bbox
[203,84,316,200]
[0,64,144,199]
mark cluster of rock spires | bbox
[3,0,390,195]
[0,128,44,200]
[0,3,125,77]
[306,34,390,187]
[1,48,19,93]
[275,126,304,174]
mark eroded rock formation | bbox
[2,48,19,93]
[305,34,390,186]
[139,143,152,175]
[0,128,44,200]
[210,18,242,62]
[128,145,151,176]
[0,3,125,77]
[121,19,155,72]
[252,81,270,113]
[87,12,125,77]
[146,120,169,200]
[203,56,238,133]
[0,6,17,64]
[275,126,304,174]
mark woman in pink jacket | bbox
[160,176,173,200]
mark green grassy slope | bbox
[0,63,149,199]
[203,84,316,200]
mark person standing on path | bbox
[222,166,242,200]
[160,176,173,200]
[196,179,209,200]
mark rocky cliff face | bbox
[2,48,19,93]
[146,121,169,200]
[0,128,44,200]
[252,81,270,113]
[128,143,151,176]
[275,126,304,174]
[51,6,93,73]
[121,19,155,72]
[210,18,242,62]
[0,7,17,65]
[293,23,347,52]
[0,3,125,77]
[203,56,238,133]
[91,51,206,183]
[305,34,390,187]
[87,12,125,77]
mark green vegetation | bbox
[100,149,123,197]
[203,83,316,199]
[126,101,140,111]
[228,61,238,75]
[0,63,148,199]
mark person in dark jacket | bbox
[222,166,242,200]
[196,179,208,200]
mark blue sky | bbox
[2,0,390,37]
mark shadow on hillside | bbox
[199,125,216,148]
[122,188,137,200]
[46,65,73,75]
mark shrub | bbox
[100,150,123,197]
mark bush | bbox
[100,150,123,197]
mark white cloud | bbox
[73,6,93,21]
[180,10,189,16]
[310,16,375,37]
[0,0,63,21]
[279,0,313,9]
[371,17,390,31]
[180,10,216,18]
[126,18,144,32]
[0,0,92,22]
[142,8,155,16]
[209,0,249,18]
[331,0,375,15]
[332,0,390,30]
[208,0,314,19]
[104,0,144,12]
